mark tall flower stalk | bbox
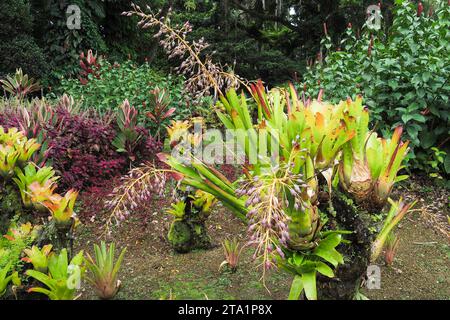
[123,3,248,100]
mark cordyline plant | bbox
[79,50,101,85]
[144,87,176,141]
[112,99,143,161]
[0,68,41,100]
[123,3,247,100]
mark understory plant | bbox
[0,68,40,100]
[0,262,20,297]
[219,238,243,272]
[384,232,400,266]
[85,242,126,300]
[22,245,53,273]
[26,249,84,300]
[13,163,58,208]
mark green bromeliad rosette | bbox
[164,82,415,299]
[0,126,84,299]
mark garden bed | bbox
[74,177,449,300]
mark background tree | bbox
[0,1,48,79]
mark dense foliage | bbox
[0,97,160,191]
[53,60,191,118]
[2,0,410,87]
[0,1,48,79]
[302,1,450,180]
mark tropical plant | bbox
[0,221,40,273]
[384,232,400,266]
[79,50,101,85]
[26,249,84,300]
[28,180,58,212]
[338,98,410,208]
[371,198,416,262]
[85,242,126,300]
[0,126,41,179]
[166,189,218,253]
[144,87,176,141]
[40,189,79,227]
[0,262,20,297]
[219,238,243,272]
[112,99,143,161]
[13,163,58,208]
[22,245,53,273]
[166,201,187,220]
[0,68,41,100]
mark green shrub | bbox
[0,1,48,79]
[52,60,211,129]
[302,1,450,178]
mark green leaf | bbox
[293,253,304,266]
[288,275,304,300]
[444,153,450,174]
[315,261,334,278]
[302,271,317,300]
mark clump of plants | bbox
[161,84,414,299]
[0,68,41,100]
[167,189,217,253]
[0,126,86,300]
[302,1,450,181]
[0,93,160,191]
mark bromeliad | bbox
[22,244,53,273]
[339,97,410,209]
[13,163,58,208]
[26,249,84,300]
[85,242,126,300]
[41,189,79,227]
[371,198,416,262]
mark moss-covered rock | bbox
[168,220,192,253]
[317,190,382,300]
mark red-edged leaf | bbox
[162,108,176,119]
